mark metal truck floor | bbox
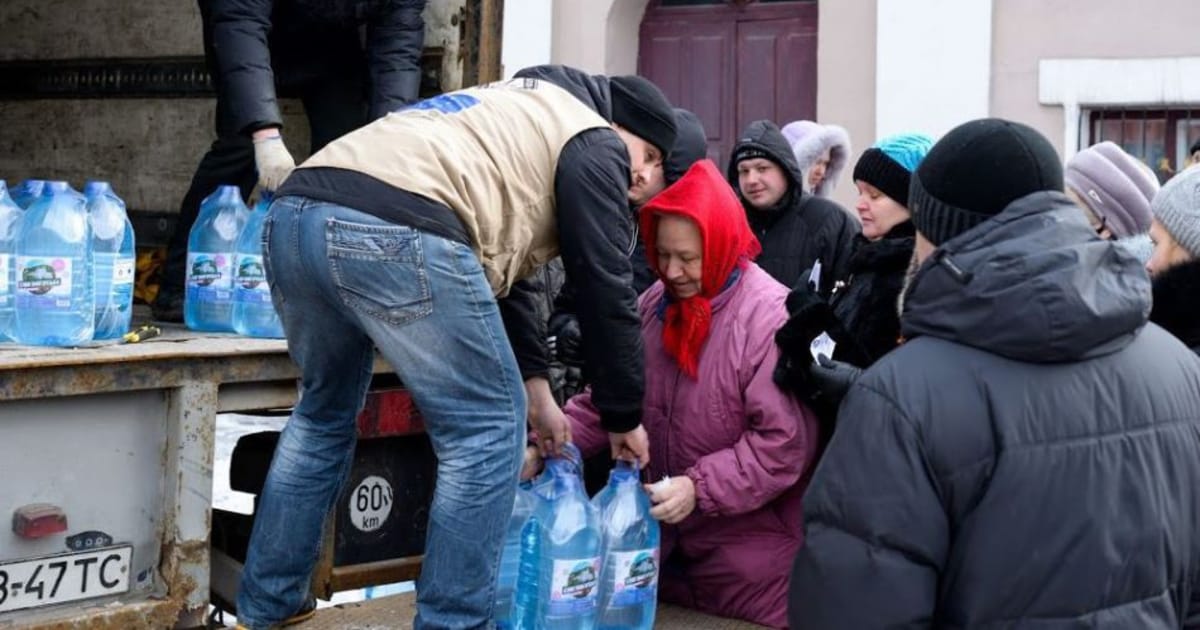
[229,592,770,629]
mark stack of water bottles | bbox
[183,185,284,338]
[0,178,135,346]
[497,444,660,630]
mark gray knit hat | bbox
[1151,165,1200,258]
[1065,141,1158,238]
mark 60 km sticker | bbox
[349,476,393,533]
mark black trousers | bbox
[159,3,369,298]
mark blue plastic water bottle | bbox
[231,193,284,338]
[13,183,93,346]
[85,181,135,340]
[0,181,22,341]
[592,461,660,630]
[534,444,602,630]
[12,179,45,209]
[496,481,539,629]
[185,185,248,332]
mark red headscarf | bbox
[640,160,761,378]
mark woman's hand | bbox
[520,446,543,481]
[645,475,696,524]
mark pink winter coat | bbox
[565,263,820,629]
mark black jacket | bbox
[210,0,426,134]
[826,222,914,367]
[726,120,857,291]
[494,65,646,432]
[1151,258,1200,355]
[791,192,1200,628]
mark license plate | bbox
[0,546,132,614]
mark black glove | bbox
[775,286,835,361]
[807,354,863,408]
[548,312,583,368]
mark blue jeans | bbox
[237,196,525,629]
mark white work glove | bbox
[252,134,296,192]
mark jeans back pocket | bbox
[327,219,433,325]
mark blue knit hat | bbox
[852,132,935,205]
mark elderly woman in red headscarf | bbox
[550,160,820,628]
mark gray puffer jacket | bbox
[790,191,1200,629]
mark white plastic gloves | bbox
[252,135,296,192]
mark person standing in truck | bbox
[234,66,674,630]
[152,0,428,322]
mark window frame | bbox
[1085,107,1200,182]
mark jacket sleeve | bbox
[554,129,645,434]
[1187,593,1200,629]
[210,0,282,134]
[498,276,550,381]
[365,0,426,119]
[686,319,818,516]
[562,388,613,459]
[788,382,946,629]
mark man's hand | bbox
[610,424,650,468]
[520,446,543,481]
[525,377,571,457]
[252,130,296,191]
[646,475,696,524]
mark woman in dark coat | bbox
[774,133,933,438]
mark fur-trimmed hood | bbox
[1151,258,1200,352]
[781,120,852,198]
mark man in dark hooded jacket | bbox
[727,120,857,291]
[548,107,709,372]
[235,65,673,629]
[789,118,1200,629]
[153,0,429,321]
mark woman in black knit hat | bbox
[773,132,933,440]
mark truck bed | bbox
[230,592,770,629]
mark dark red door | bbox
[639,0,818,169]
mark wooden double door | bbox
[639,0,819,169]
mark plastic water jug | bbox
[12,179,45,209]
[85,181,135,340]
[231,193,284,338]
[496,481,539,629]
[514,443,601,630]
[185,185,248,332]
[13,183,93,346]
[0,181,22,341]
[592,461,660,629]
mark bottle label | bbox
[112,257,135,285]
[15,257,74,309]
[233,254,272,304]
[607,548,659,606]
[186,252,232,304]
[547,557,599,616]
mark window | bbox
[1086,109,1200,183]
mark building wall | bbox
[815,0,875,210]
[501,0,553,77]
[992,0,1200,156]
[550,0,648,75]
[876,0,991,140]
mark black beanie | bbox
[910,118,1064,245]
[853,148,913,206]
[609,75,677,158]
